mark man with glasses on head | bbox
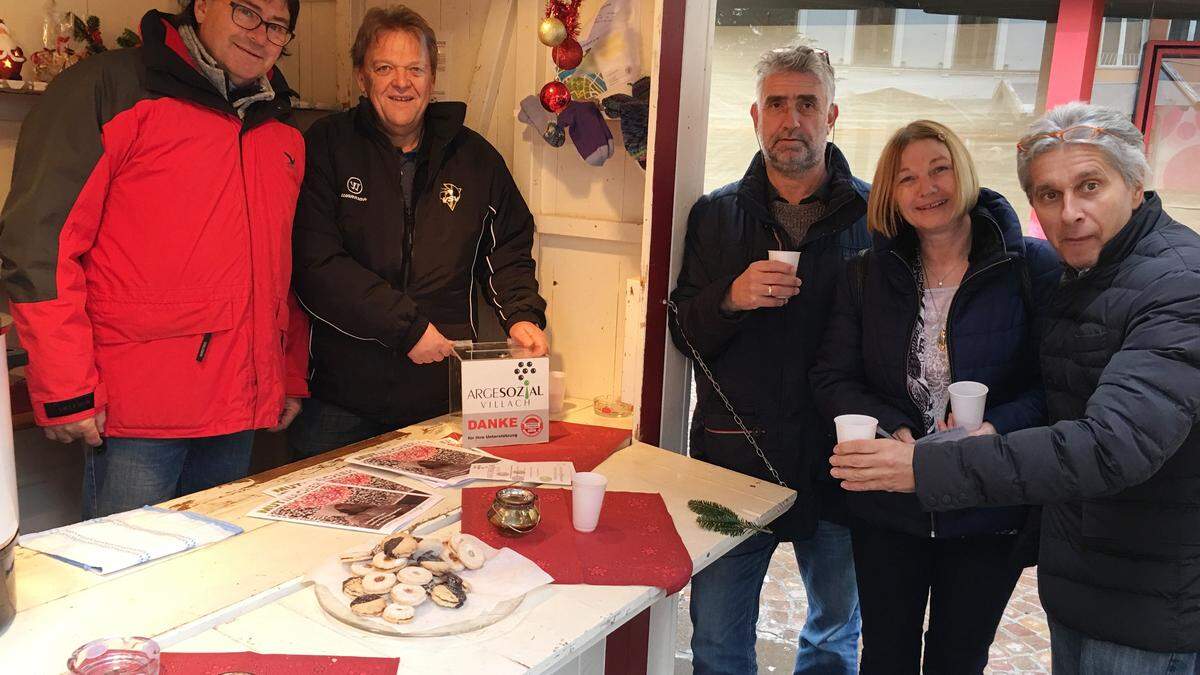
[0,0,310,518]
[669,43,868,674]
[829,102,1200,674]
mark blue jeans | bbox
[82,431,255,519]
[690,521,861,675]
[287,396,394,461]
[1050,618,1200,675]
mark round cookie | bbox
[362,571,397,594]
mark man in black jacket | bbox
[290,6,547,457]
[831,103,1200,673]
[670,44,870,675]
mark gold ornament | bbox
[538,17,567,47]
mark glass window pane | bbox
[704,4,1049,231]
[1147,55,1200,231]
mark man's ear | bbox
[827,102,839,130]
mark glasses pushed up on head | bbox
[229,0,294,47]
[1016,125,1114,154]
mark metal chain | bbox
[666,299,789,488]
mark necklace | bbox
[920,258,964,351]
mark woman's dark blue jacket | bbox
[811,188,1062,539]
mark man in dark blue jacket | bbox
[830,103,1200,673]
[670,43,870,675]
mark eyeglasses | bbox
[811,47,831,65]
[229,1,294,47]
[1016,125,1114,153]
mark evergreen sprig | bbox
[688,499,771,536]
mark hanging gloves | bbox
[556,100,615,166]
[518,94,567,147]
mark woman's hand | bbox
[939,413,997,436]
[892,426,916,444]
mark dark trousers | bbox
[852,524,1023,675]
[287,396,395,461]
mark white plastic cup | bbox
[948,381,989,431]
[549,371,566,413]
[834,414,879,443]
[571,472,608,533]
[768,250,801,271]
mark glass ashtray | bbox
[68,636,160,674]
[593,395,633,417]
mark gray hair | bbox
[1016,102,1150,195]
[755,43,835,107]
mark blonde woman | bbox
[811,120,1061,674]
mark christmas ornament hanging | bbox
[551,37,583,70]
[539,80,571,114]
[537,17,567,47]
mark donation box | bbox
[450,341,549,447]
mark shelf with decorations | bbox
[0,81,44,124]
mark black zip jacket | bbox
[668,144,871,541]
[915,194,1200,652]
[293,99,546,425]
[811,189,1061,540]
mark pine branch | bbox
[688,499,771,536]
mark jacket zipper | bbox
[889,250,936,537]
[236,128,259,413]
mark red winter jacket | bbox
[0,12,309,438]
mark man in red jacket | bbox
[0,0,309,518]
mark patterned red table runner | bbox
[461,487,693,595]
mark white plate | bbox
[307,544,553,637]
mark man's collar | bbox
[767,168,833,205]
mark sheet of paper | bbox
[249,481,443,534]
[467,461,575,486]
[346,439,500,487]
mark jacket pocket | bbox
[697,413,767,476]
[1081,500,1200,557]
[1071,324,1110,352]
[90,299,234,344]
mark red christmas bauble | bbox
[539,81,571,114]
[552,37,583,71]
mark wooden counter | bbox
[0,399,795,674]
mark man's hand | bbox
[509,321,549,356]
[408,323,455,364]
[829,438,916,493]
[722,260,802,312]
[892,426,917,443]
[269,397,303,432]
[44,410,106,447]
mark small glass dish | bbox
[593,395,633,418]
[68,636,160,674]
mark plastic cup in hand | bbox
[835,414,879,443]
[571,472,608,533]
[948,381,989,431]
[768,250,801,272]
[68,636,160,674]
[549,371,566,414]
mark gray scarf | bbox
[178,24,276,119]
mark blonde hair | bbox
[867,120,980,238]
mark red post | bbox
[1044,0,1105,108]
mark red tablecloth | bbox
[161,652,399,674]
[452,420,631,473]
[461,487,693,595]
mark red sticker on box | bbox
[521,414,543,437]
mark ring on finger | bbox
[766,285,773,297]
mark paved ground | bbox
[674,544,1051,674]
